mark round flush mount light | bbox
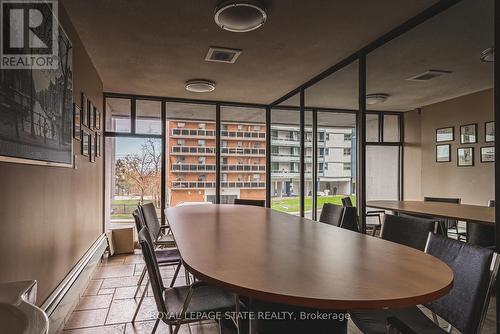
[185,79,216,93]
[366,93,389,105]
[480,47,494,63]
[214,0,267,33]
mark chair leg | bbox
[173,324,182,334]
[170,262,181,288]
[134,266,147,298]
[185,268,190,285]
[152,317,160,334]
[218,319,223,334]
[132,280,149,323]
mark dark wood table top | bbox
[166,204,453,310]
[367,200,495,225]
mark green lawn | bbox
[271,195,356,213]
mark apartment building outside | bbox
[166,120,266,206]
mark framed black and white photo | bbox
[0,26,73,167]
[436,144,451,162]
[480,146,495,163]
[73,104,81,141]
[90,133,95,162]
[95,108,101,130]
[457,147,474,167]
[485,121,495,143]
[81,130,90,157]
[81,93,89,128]
[460,124,477,144]
[95,133,101,157]
[436,127,454,142]
[90,103,96,130]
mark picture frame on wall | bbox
[436,127,454,142]
[95,108,101,130]
[73,104,81,141]
[90,133,95,162]
[480,146,495,163]
[460,123,477,144]
[81,93,89,128]
[90,103,96,130]
[81,130,90,156]
[95,133,101,157]
[485,121,495,143]
[457,147,474,167]
[436,144,451,162]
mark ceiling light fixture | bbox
[185,79,216,93]
[214,0,267,33]
[480,47,494,63]
[366,93,389,105]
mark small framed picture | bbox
[436,127,454,142]
[436,144,451,162]
[95,108,101,130]
[95,133,101,157]
[485,121,494,143]
[90,103,96,130]
[73,104,81,141]
[81,93,89,128]
[457,147,474,167]
[480,146,495,163]
[460,123,477,144]
[81,130,90,156]
[90,133,95,162]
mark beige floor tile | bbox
[124,320,186,334]
[101,276,141,289]
[63,323,125,333]
[65,309,108,329]
[93,265,135,279]
[124,254,144,264]
[105,297,157,324]
[83,280,104,296]
[98,288,115,295]
[114,286,141,300]
[190,321,221,334]
[75,295,113,311]
[100,256,126,266]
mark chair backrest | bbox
[423,197,461,204]
[233,198,266,207]
[319,204,344,226]
[381,214,437,251]
[132,208,145,232]
[467,199,496,247]
[339,206,359,232]
[140,203,161,241]
[425,233,497,334]
[137,223,167,315]
[341,197,353,207]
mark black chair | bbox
[467,200,495,248]
[319,203,344,226]
[342,197,384,236]
[131,210,182,322]
[138,227,239,334]
[339,206,359,232]
[380,214,438,251]
[351,233,499,334]
[140,203,176,247]
[424,197,465,240]
[233,198,266,207]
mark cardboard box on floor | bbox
[106,227,134,255]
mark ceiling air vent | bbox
[205,47,242,64]
[406,70,452,82]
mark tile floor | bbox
[62,250,496,334]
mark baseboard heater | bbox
[41,234,108,333]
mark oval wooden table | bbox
[166,204,453,333]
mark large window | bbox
[271,94,301,215]
[105,137,162,225]
[220,106,266,204]
[165,102,216,207]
